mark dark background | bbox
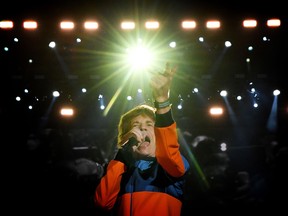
[1,0,287,214]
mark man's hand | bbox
[114,139,136,170]
[150,62,177,102]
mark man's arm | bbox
[155,110,189,177]
[94,160,125,210]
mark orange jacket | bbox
[94,122,190,216]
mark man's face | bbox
[130,114,156,157]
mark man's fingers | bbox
[163,62,177,77]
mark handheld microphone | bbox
[121,137,138,149]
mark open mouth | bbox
[144,136,150,143]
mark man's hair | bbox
[117,104,156,147]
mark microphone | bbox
[121,137,138,149]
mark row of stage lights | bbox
[0,18,282,31]
[15,86,282,118]
[15,89,228,118]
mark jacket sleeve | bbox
[94,160,126,210]
[155,122,187,178]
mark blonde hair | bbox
[117,104,156,147]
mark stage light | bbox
[52,91,60,97]
[243,19,257,28]
[267,19,280,27]
[60,21,75,30]
[23,20,37,29]
[273,89,280,96]
[0,20,13,29]
[169,41,176,48]
[206,20,220,29]
[177,98,183,110]
[220,90,228,97]
[181,20,196,29]
[60,107,74,116]
[98,94,105,110]
[220,142,227,151]
[49,41,56,48]
[224,41,232,47]
[125,44,154,70]
[198,37,204,42]
[209,106,224,116]
[250,87,255,93]
[248,46,253,51]
[84,21,98,30]
[121,21,135,30]
[145,21,159,29]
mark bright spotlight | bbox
[220,142,227,151]
[169,41,176,48]
[273,89,280,96]
[209,106,224,116]
[193,88,199,93]
[224,41,232,47]
[220,90,228,97]
[52,91,60,97]
[49,41,56,48]
[60,107,74,116]
[125,45,153,70]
